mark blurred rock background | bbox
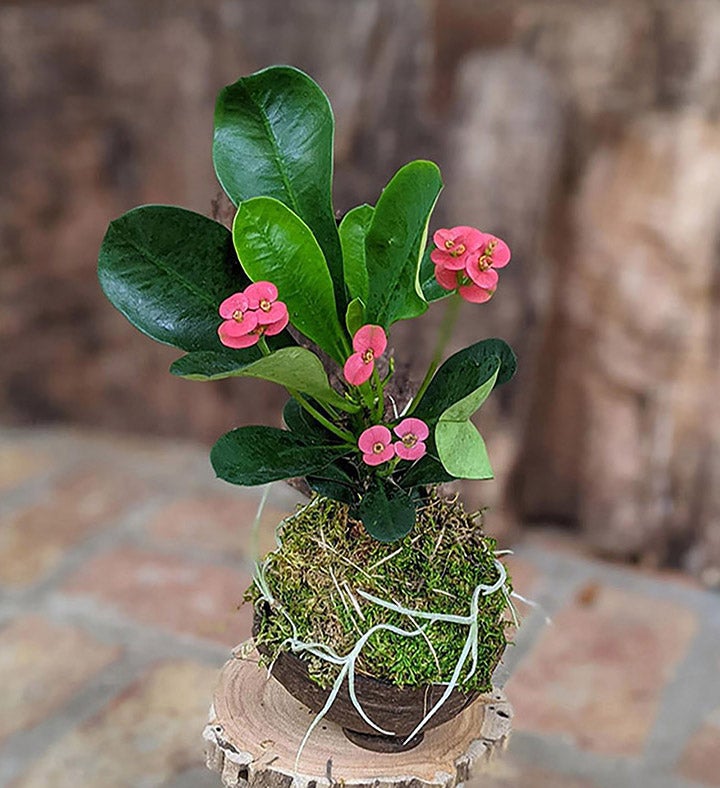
[1,0,719,581]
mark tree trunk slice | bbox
[203,646,512,788]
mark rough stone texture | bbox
[0,470,147,587]
[678,708,720,786]
[10,661,218,788]
[505,585,698,755]
[0,616,120,744]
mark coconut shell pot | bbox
[253,604,487,752]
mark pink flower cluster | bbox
[344,325,387,386]
[430,227,511,303]
[218,282,289,349]
[358,418,429,466]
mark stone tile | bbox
[0,444,52,493]
[11,660,217,788]
[146,495,289,560]
[0,470,148,587]
[477,755,599,788]
[0,615,120,743]
[505,585,698,755]
[63,548,253,646]
[678,707,720,786]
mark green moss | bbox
[247,492,512,692]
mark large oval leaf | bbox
[357,478,417,543]
[365,161,442,327]
[412,338,516,425]
[171,346,353,410]
[98,206,247,351]
[211,426,349,486]
[213,66,344,309]
[232,197,348,363]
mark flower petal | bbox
[263,310,289,336]
[218,312,259,338]
[430,249,466,270]
[255,300,288,325]
[218,325,261,349]
[244,281,278,309]
[352,324,387,356]
[434,265,459,291]
[458,282,495,303]
[358,425,392,454]
[488,235,511,268]
[394,440,427,461]
[466,266,499,289]
[344,352,374,386]
[218,292,249,319]
[394,417,429,441]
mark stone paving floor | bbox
[0,427,719,788]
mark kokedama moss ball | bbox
[249,493,512,692]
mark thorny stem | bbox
[405,293,462,415]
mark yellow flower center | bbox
[232,309,244,322]
[402,433,418,448]
[477,239,498,271]
[259,298,272,312]
[373,441,385,454]
[362,349,375,364]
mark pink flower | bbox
[343,325,388,386]
[358,425,395,466]
[393,418,429,461]
[217,282,289,349]
[430,227,483,270]
[218,292,260,348]
[464,233,511,291]
[433,265,495,304]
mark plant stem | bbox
[371,368,385,421]
[289,389,356,445]
[405,293,462,415]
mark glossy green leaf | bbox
[398,454,457,488]
[98,206,247,352]
[435,421,493,479]
[339,204,373,302]
[365,161,442,327]
[345,298,366,337]
[357,478,417,543]
[307,459,361,505]
[412,338,516,425]
[232,197,348,363]
[283,398,338,444]
[171,346,351,409]
[213,65,343,308]
[211,426,349,486]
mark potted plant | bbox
[98,65,517,759]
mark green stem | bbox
[371,368,385,421]
[406,293,462,415]
[289,389,356,445]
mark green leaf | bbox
[339,204,373,302]
[365,161,442,327]
[171,346,351,409]
[283,398,338,444]
[434,366,499,479]
[398,455,457,488]
[211,426,348,486]
[435,421,493,479]
[307,459,361,505]
[213,66,344,308]
[357,478,417,543]
[232,197,348,362]
[345,298,366,337]
[98,206,247,352]
[412,338,516,425]
[419,244,451,303]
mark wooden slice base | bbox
[203,646,512,788]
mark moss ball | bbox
[248,493,512,692]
